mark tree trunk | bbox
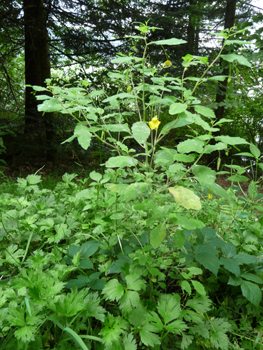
[184,0,200,78]
[23,0,56,161]
[187,0,199,56]
[214,0,237,126]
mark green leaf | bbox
[185,295,212,312]
[26,174,42,185]
[119,291,141,313]
[210,331,229,350]
[225,39,252,45]
[191,321,209,339]
[89,89,105,97]
[177,139,204,153]
[240,273,263,284]
[14,326,37,342]
[81,240,100,257]
[204,142,227,154]
[111,56,142,64]
[139,323,161,347]
[160,118,193,135]
[191,280,206,295]
[228,276,242,286]
[7,304,26,327]
[17,177,28,188]
[174,230,186,249]
[215,136,248,145]
[169,103,187,115]
[107,72,125,79]
[126,274,146,291]
[248,181,258,200]
[103,279,124,301]
[250,143,260,159]
[194,105,216,119]
[214,118,233,125]
[109,184,128,194]
[38,98,63,112]
[105,156,138,168]
[220,257,240,277]
[241,280,262,306]
[5,244,24,266]
[181,333,194,349]
[104,124,131,133]
[123,183,149,201]
[220,53,251,67]
[168,186,202,210]
[72,250,82,266]
[207,75,229,81]
[212,318,232,333]
[75,189,93,201]
[221,242,236,258]
[187,267,203,275]
[233,252,257,264]
[132,122,150,144]
[150,223,166,249]
[64,327,90,350]
[210,183,229,199]
[128,307,146,327]
[61,134,76,145]
[32,85,48,91]
[149,38,187,45]
[194,245,220,275]
[209,319,231,350]
[173,214,205,230]
[165,319,188,334]
[181,281,191,295]
[171,154,197,162]
[74,124,92,150]
[192,165,216,186]
[123,333,137,350]
[227,175,249,182]
[100,314,128,346]
[90,171,102,182]
[47,288,89,317]
[168,163,185,173]
[191,114,218,131]
[158,294,181,324]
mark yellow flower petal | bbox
[208,193,213,200]
[163,60,172,68]
[149,116,161,130]
[127,86,132,92]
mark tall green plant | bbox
[34,23,251,206]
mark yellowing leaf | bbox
[168,186,201,210]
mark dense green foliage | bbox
[1,0,263,163]
[0,168,262,350]
[1,24,263,350]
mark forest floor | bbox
[2,155,262,197]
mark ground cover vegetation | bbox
[1,20,263,350]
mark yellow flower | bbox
[149,116,161,130]
[208,193,213,200]
[163,60,172,68]
[127,86,132,92]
